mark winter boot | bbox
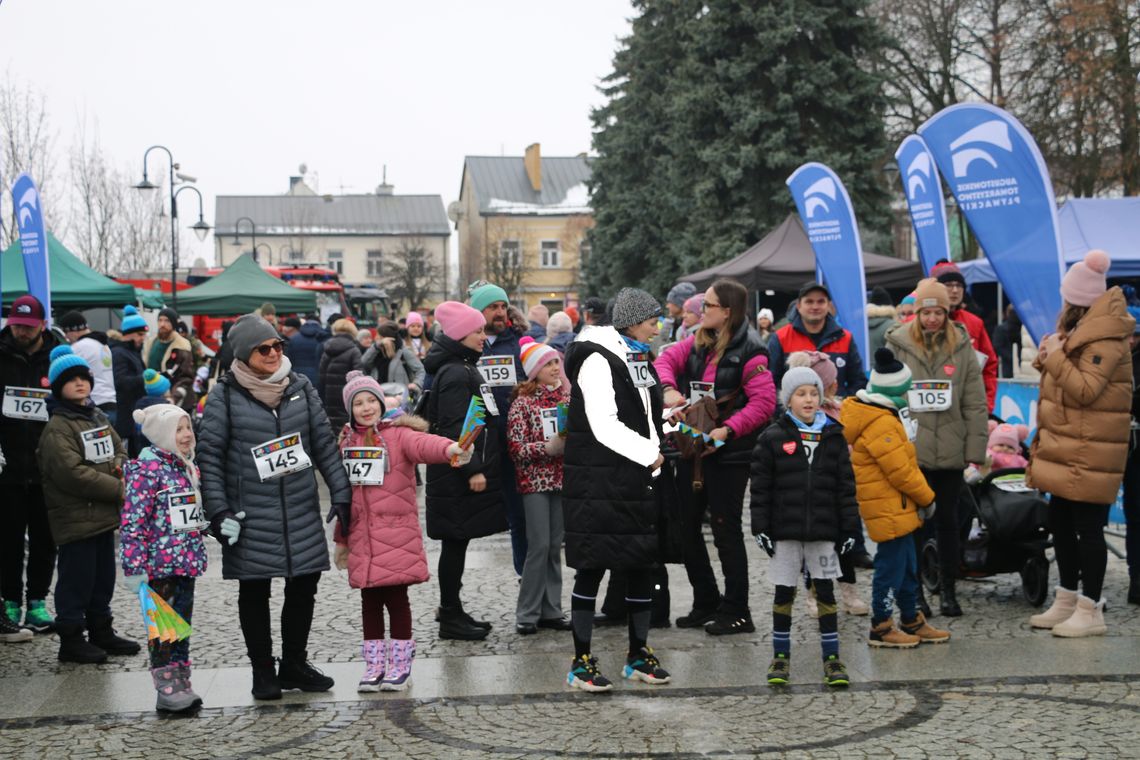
[438,606,489,640]
[939,579,963,617]
[278,654,335,692]
[57,623,108,663]
[1029,587,1078,629]
[867,619,920,649]
[916,586,934,619]
[251,658,282,700]
[459,607,492,631]
[900,612,951,643]
[675,607,717,628]
[23,599,55,633]
[839,582,870,616]
[87,617,141,656]
[175,664,203,708]
[358,640,387,693]
[1051,594,1107,638]
[1128,572,1140,605]
[3,600,20,625]
[0,613,33,643]
[151,665,200,712]
[381,639,416,691]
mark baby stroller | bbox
[920,468,1052,606]
[379,382,415,415]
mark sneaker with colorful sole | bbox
[622,647,671,684]
[567,655,614,693]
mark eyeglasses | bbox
[254,341,286,357]
[701,301,724,312]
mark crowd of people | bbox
[0,246,1137,709]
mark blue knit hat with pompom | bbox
[120,305,148,334]
[48,345,94,396]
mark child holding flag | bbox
[120,404,207,712]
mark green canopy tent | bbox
[174,252,317,315]
[2,233,136,308]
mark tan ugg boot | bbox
[1029,587,1078,629]
[1051,594,1107,638]
[900,612,950,643]
[840,582,870,616]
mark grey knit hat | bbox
[227,313,281,362]
[611,287,663,330]
[666,282,697,308]
[780,366,825,407]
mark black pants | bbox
[0,483,56,604]
[1049,496,1110,599]
[571,567,653,657]
[676,457,751,615]
[438,538,470,608]
[237,573,320,663]
[1122,447,1140,575]
[917,469,962,584]
[54,530,115,627]
[599,566,670,620]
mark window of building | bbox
[540,240,560,268]
[578,240,591,270]
[284,247,305,263]
[367,250,383,277]
[328,250,343,275]
[407,248,426,277]
[500,240,520,270]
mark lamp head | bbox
[191,220,212,242]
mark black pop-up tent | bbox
[174,253,317,315]
[679,215,924,291]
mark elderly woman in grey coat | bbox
[362,322,426,392]
[199,314,351,701]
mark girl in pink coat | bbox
[336,371,469,692]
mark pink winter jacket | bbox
[655,335,776,437]
[337,414,454,589]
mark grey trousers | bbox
[516,492,564,624]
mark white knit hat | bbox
[133,404,192,457]
[780,366,824,407]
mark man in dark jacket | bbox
[767,282,867,398]
[1123,307,1140,605]
[286,314,327,388]
[991,305,1022,379]
[110,311,149,455]
[0,295,59,633]
[317,320,363,430]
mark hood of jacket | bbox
[840,395,898,439]
[324,333,359,358]
[866,304,897,325]
[1066,287,1134,351]
[422,333,482,375]
[299,321,327,339]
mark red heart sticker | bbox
[943,364,955,376]
[40,376,50,388]
[781,441,797,455]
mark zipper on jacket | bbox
[275,399,294,577]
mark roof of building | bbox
[214,194,451,237]
[462,155,592,216]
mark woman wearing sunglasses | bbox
[198,313,351,701]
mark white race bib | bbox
[689,381,714,404]
[479,384,500,416]
[477,356,517,387]
[81,425,116,464]
[166,489,207,533]
[898,407,919,442]
[974,349,989,370]
[251,432,312,481]
[343,447,386,486]
[3,386,49,422]
[540,407,560,440]
[626,351,656,388]
[907,380,952,413]
[799,430,822,465]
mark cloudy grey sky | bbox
[1,0,634,265]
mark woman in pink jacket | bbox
[656,278,776,635]
[334,371,469,692]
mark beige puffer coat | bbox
[885,322,988,470]
[1027,288,1134,504]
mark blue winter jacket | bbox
[286,321,327,388]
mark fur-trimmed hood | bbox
[866,304,897,321]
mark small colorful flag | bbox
[452,395,488,465]
[556,402,569,437]
[676,421,726,448]
[138,583,192,643]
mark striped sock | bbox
[772,585,795,657]
[814,580,840,659]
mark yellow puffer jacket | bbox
[841,394,935,543]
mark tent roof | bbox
[679,215,923,291]
[2,232,136,308]
[174,253,317,316]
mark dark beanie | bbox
[57,311,89,332]
[226,313,281,362]
[158,307,180,325]
[869,287,893,307]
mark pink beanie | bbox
[683,294,704,315]
[788,350,837,391]
[435,301,486,341]
[406,311,424,327]
[342,370,385,423]
[987,423,1026,452]
[1060,250,1111,307]
[520,340,559,380]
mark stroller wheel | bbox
[920,539,941,594]
[1020,555,1050,607]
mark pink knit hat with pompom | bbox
[1061,250,1111,307]
[342,370,385,424]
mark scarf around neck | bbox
[230,356,293,409]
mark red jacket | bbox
[507,383,569,494]
[951,307,997,411]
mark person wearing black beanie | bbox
[144,307,196,412]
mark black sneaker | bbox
[251,659,282,700]
[705,613,755,636]
[623,647,671,684]
[0,613,32,643]
[278,658,334,692]
[675,607,718,628]
[567,654,614,693]
[767,654,790,685]
[823,655,850,687]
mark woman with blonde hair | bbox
[885,278,987,618]
[404,312,432,360]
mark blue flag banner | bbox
[786,162,869,375]
[895,135,951,276]
[11,173,52,326]
[918,104,1063,344]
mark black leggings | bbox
[917,469,962,584]
[438,538,469,608]
[1049,497,1109,600]
[571,568,653,658]
[237,573,320,664]
[676,458,751,615]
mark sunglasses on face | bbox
[254,340,286,357]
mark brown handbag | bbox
[671,365,765,490]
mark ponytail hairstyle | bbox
[694,279,747,362]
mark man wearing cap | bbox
[931,261,997,411]
[0,295,61,634]
[768,282,867,397]
[110,306,149,448]
[144,307,195,411]
[58,311,117,423]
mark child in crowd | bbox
[750,366,860,687]
[508,338,571,635]
[841,348,950,648]
[335,371,470,692]
[36,346,139,664]
[966,422,1030,483]
[120,404,206,712]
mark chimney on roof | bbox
[288,176,316,196]
[375,164,394,196]
[524,143,542,192]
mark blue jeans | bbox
[871,535,918,624]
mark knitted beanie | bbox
[932,260,966,287]
[900,293,916,306]
[57,311,89,332]
[611,287,663,330]
[787,350,837,392]
[158,307,180,326]
[988,423,1021,452]
[564,306,579,326]
[912,278,950,312]
[757,308,774,324]
[144,368,172,397]
[226,313,281,362]
[342,370,385,423]
[469,283,510,312]
[683,294,704,315]
[48,345,94,395]
[780,366,824,407]
[436,301,486,341]
[869,286,894,307]
[120,305,148,334]
[1060,249,1110,307]
[546,311,573,336]
[869,347,913,404]
[133,403,190,456]
[520,339,560,380]
[405,311,424,327]
[666,282,697,309]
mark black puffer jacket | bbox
[749,414,860,542]
[422,334,505,541]
[318,334,363,429]
[110,339,146,444]
[198,371,351,580]
[0,327,59,486]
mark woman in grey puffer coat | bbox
[199,314,352,701]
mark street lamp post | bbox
[232,216,259,263]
